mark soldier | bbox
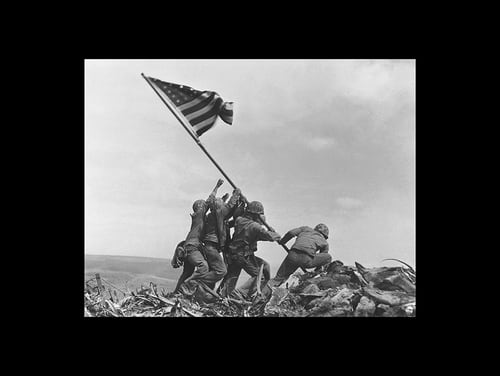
[218,200,281,299]
[175,179,224,295]
[200,186,242,289]
[261,223,332,298]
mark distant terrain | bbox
[85,255,181,293]
[85,254,251,294]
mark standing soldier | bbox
[218,200,281,299]
[261,224,332,298]
[201,186,241,289]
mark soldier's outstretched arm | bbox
[279,227,303,245]
[206,179,225,212]
[255,225,281,242]
[222,187,241,218]
[208,178,224,200]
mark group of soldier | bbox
[170,179,332,302]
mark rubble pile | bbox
[84,260,416,317]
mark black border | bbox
[50,54,428,353]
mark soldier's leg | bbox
[305,253,332,269]
[251,256,270,281]
[183,245,209,283]
[240,254,261,277]
[236,255,264,298]
[261,251,303,298]
[198,243,227,285]
[239,256,270,297]
[262,259,271,282]
[219,254,243,296]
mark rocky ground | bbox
[84,260,416,317]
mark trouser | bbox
[263,249,332,295]
[182,244,209,282]
[219,253,269,297]
[202,242,227,285]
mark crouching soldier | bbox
[219,200,281,299]
[261,224,332,298]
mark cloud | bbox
[305,137,336,151]
[336,197,363,209]
[328,189,415,268]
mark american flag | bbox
[148,76,233,137]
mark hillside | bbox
[85,254,255,294]
[85,254,182,293]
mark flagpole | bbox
[141,73,238,189]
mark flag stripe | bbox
[184,96,218,121]
[192,114,218,132]
[178,92,212,111]
[189,99,222,126]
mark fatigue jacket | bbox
[184,201,209,248]
[203,190,240,249]
[281,226,329,258]
[229,215,280,256]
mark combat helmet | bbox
[247,201,265,215]
[192,199,206,212]
[314,223,329,239]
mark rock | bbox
[402,302,416,316]
[373,302,415,317]
[267,287,289,308]
[264,287,292,316]
[374,304,390,316]
[307,287,357,316]
[301,283,321,295]
[362,286,416,306]
[355,262,415,294]
[381,306,407,317]
[354,296,376,317]
[317,275,353,290]
[284,273,302,289]
[381,274,416,295]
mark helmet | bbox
[314,223,329,239]
[247,201,264,215]
[192,199,206,212]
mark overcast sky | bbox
[85,59,415,271]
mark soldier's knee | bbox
[215,264,227,279]
[196,261,209,274]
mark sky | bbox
[85,59,415,271]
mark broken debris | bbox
[84,260,416,317]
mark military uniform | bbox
[220,214,280,297]
[266,225,332,290]
[181,201,210,284]
[198,189,241,285]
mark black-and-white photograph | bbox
[84,59,416,317]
